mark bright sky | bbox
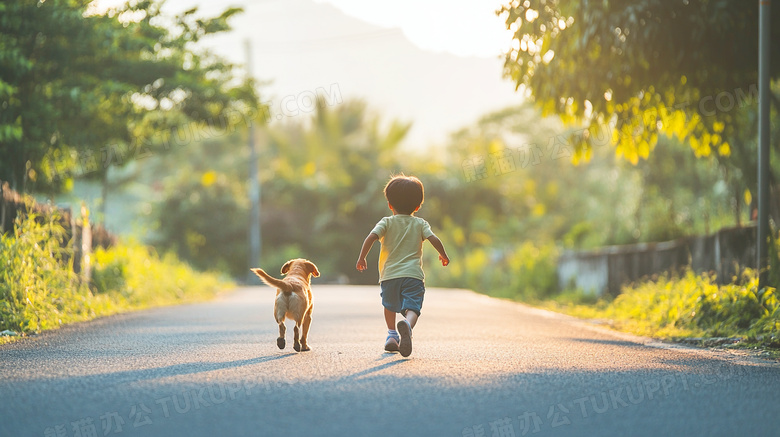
[93,0,514,58]
[89,0,524,147]
[313,0,513,58]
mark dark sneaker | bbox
[384,334,400,352]
[396,319,413,357]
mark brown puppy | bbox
[250,259,319,352]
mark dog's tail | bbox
[250,268,293,293]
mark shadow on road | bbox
[342,358,409,381]
[566,338,646,349]
[29,352,298,386]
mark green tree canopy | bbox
[499,0,780,164]
[0,0,258,193]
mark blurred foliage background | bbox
[2,0,780,306]
[94,96,762,294]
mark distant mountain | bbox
[164,0,525,148]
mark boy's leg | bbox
[399,278,425,328]
[384,307,400,352]
[396,316,413,357]
[404,310,418,329]
[384,307,396,330]
[397,278,424,357]
[397,308,418,357]
[380,280,403,352]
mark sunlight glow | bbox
[314,0,514,58]
[91,0,516,58]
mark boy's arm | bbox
[356,233,379,271]
[427,234,450,266]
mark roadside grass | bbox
[535,270,780,358]
[0,210,231,344]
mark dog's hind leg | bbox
[277,321,286,349]
[300,307,313,352]
[293,324,301,352]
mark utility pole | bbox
[246,38,261,283]
[757,0,771,288]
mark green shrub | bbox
[0,210,96,333]
[507,242,559,300]
[150,172,250,278]
[0,208,230,341]
[424,241,559,301]
[91,258,126,295]
[555,269,780,341]
[91,241,228,308]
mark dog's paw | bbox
[293,342,301,352]
[277,338,286,349]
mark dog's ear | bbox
[281,260,293,275]
[305,260,320,277]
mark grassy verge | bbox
[0,210,231,344]
[536,270,780,359]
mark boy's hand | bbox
[357,233,379,272]
[427,235,449,267]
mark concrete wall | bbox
[558,225,757,296]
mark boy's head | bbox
[384,175,424,215]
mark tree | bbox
[499,0,780,164]
[148,99,413,280]
[0,0,259,198]
[258,99,412,283]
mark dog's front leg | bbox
[277,322,286,349]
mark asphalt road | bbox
[1,285,779,437]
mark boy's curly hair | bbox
[384,175,424,215]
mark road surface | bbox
[1,285,779,436]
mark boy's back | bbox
[371,214,434,283]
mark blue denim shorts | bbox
[380,277,425,316]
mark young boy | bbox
[356,175,449,357]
